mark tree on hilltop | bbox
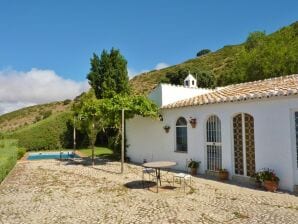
[196,49,211,57]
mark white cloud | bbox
[0,68,89,115]
[128,62,170,79]
[154,62,169,70]
[0,102,36,115]
[127,68,149,79]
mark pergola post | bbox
[73,116,76,152]
[121,109,125,174]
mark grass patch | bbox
[0,139,18,182]
[78,147,113,157]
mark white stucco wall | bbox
[126,96,298,191]
[148,84,212,107]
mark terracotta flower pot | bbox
[263,180,278,192]
[190,123,196,128]
[191,167,197,175]
[189,118,197,128]
[164,128,170,133]
[218,171,229,180]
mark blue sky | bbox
[0,0,297,114]
[0,0,297,80]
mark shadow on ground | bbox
[57,156,127,175]
[124,180,156,189]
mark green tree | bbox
[245,31,266,51]
[73,91,158,157]
[87,48,130,99]
[161,69,215,88]
[196,71,215,88]
[161,70,186,85]
[196,49,211,57]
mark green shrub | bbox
[196,49,211,57]
[10,112,73,151]
[17,147,26,159]
[41,110,52,119]
[63,99,72,105]
[0,140,18,183]
[35,115,42,122]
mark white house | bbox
[126,74,298,192]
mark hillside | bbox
[0,100,72,132]
[9,111,73,151]
[130,21,298,95]
[130,45,242,94]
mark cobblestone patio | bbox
[0,159,297,224]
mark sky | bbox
[0,0,297,114]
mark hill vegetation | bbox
[8,111,73,151]
[130,21,298,94]
[0,100,72,132]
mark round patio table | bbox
[143,161,177,193]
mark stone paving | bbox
[0,159,297,224]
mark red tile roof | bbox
[163,74,298,109]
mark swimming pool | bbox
[27,151,81,160]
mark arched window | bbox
[176,117,187,152]
[206,115,222,170]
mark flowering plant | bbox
[188,159,201,168]
[254,168,280,183]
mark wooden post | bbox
[92,121,95,167]
[121,109,125,174]
[73,116,76,152]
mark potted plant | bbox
[189,117,197,128]
[254,168,280,192]
[163,125,170,133]
[218,168,229,180]
[188,159,200,175]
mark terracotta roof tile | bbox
[163,74,298,109]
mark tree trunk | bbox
[92,146,95,166]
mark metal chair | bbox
[173,159,192,192]
[142,158,156,188]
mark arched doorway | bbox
[233,113,256,177]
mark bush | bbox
[41,110,52,119]
[63,99,72,105]
[10,112,73,151]
[196,49,211,57]
[0,140,18,183]
[35,115,42,122]
[17,147,26,159]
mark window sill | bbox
[174,150,188,154]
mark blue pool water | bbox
[27,151,80,160]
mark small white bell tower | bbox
[184,72,197,88]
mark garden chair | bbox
[173,159,192,192]
[141,157,156,188]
